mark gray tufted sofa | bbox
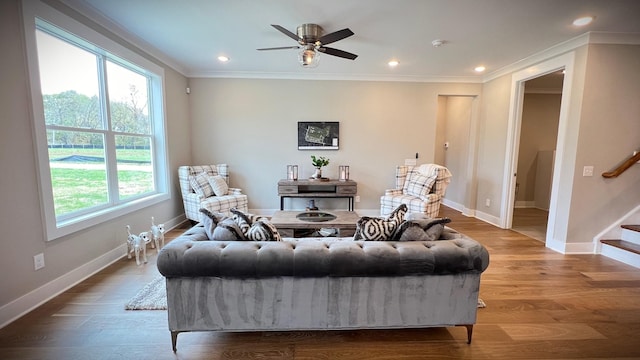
[157,224,490,351]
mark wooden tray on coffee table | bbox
[270,210,359,238]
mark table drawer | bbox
[278,186,298,194]
[336,186,357,194]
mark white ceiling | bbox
[62,0,640,82]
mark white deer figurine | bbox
[126,225,148,265]
[150,216,165,252]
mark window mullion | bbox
[99,55,119,205]
[23,0,168,240]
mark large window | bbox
[23,1,169,240]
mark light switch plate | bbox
[583,166,594,177]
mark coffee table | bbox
[270,210,359,238]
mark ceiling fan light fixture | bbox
[260,23,357,68]
[299,46,319,68]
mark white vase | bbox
[313,168,322,179]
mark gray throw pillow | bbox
[198,208,226,239]
[212,218,246,240]
[392,217,452,241]
[392,221,433,241]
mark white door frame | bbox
[500,52,576,249]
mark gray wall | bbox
[476,43,640,248]
[567,44,640,245]
[0,0,190,324]
[188,78,481,213]
[441,96,474,208]
[2,0,639,328]
[517,93,561,206]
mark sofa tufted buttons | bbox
[156,222,491,277]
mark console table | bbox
[277,179,357,211]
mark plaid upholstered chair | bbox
[380,164,452,218]
[178,165,249,222]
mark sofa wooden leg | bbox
[171,331,179,352]
[464,325,473,344]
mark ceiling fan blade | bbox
[271,24,299,41]
[318,28,354,45]
[320,46,358,60]
[257,46,300,51]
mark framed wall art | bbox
[297,121,339,150]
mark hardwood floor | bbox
[1,206,640,359]
[512,207,548,242]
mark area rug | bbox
[125,275,167,310]
[125,275,486,310]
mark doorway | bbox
[511,72,563,241]
[501,52,576,250]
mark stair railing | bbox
[602,151,640,178]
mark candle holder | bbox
[339,165,350,181]
[287,165,298,180]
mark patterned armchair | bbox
[380,164,452,218]
[178,165,248,222]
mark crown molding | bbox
[588,32,640,45]
[56,0,188,76]
[42,4,640,84]
[186,70,483,83]
[482,31,640,83]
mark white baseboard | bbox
[546,237,596,254]
[0,244,126,329]
[0,216,188,330]
[593,204,640,245]
[514,201,536,208]
[474,210,502,228]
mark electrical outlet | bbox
[34,253,45,271]
[485,198,491,207]
[583,166,594,177]
[355,196,361,203]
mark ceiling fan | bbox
[257,24,358,68]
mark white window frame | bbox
[22,0,170,241]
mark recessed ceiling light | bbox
[217,56,230,62]
[388,60,399,67]
[474,66,486,73]
[573,16,594,26]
